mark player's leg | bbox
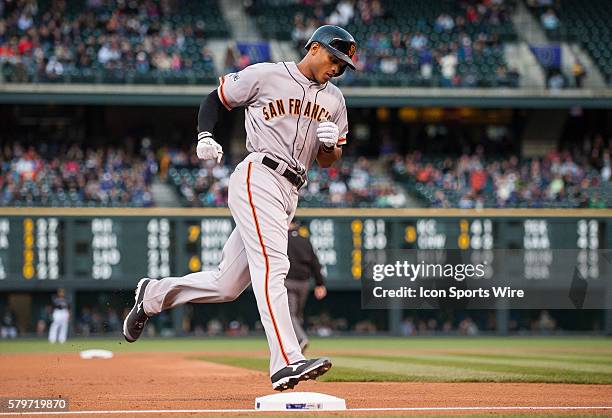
[228,161,331,389]
[141,227,251,315]
[123,226,251,342]
[228,161,304,376]
[58,313,68,343]
[229,161,330,390]
[48,319,58,343]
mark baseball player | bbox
[286,220,327,353]
[48,288,70,344]
[124,25,356,391]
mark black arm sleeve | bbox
[197,89,227,136]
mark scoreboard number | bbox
[350,219,387,280]
[147,219,171,279]
[91,218,120,280]
[416,220,446,249]
[22,218,61,280]
[200,219,232,269]
[309,219,337,274]
[577,219,599,279]
[523,220,551,280]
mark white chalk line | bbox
[1,406,612,415]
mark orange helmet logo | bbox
[348,44,356,58]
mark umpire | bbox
[286,220,326,353]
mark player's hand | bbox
[196,131,223,163]
[317,121,339,149]
[314,285,327,300]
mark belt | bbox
[262,156,306,189]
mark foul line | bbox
[1,406,612,415]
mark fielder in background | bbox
[1,307,18,339]
[48,288,70,344]
[286,220,327,353]
[123,24,357,391]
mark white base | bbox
[79,349,114,359]
[255,392,346,411]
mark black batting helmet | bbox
[305,25,357,76]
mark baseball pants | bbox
[48,309,69,343]
[142,154,305,375]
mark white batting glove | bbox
[317,120,339,148]
[196,131,223,163]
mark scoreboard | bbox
[0,208,609,290]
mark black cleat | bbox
[122,278,151,343]
[271,357,332,391]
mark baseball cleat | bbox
[271,357,332,391]
[122,278,152,343]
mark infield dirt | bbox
[1,352,611,416]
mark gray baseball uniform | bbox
[141,61,349,376]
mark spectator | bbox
[439,50,458,86]
[410,32,427,50]
[533,310,556,333]
[601,152,611,181]
[0,142,156,207]
[541,9,559,31]
[547,71,565,90]
[237,53,250,70]
[328,0,354,27]
[572,59,586,88]
[548,174,564,198]
[392,145,608,209]
[0,0,219,84]
[292,20,308,51]
[379,54,398,74]
[459,317,479,335]
[223,45,237,74]
[97,42,120,65]
[435,13,455,32]
[1,308,18,339]
[588,194,606,209]
[45,56,64,79]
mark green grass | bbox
[2,336,612,353]
[2,337,611,385]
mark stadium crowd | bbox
[290,0,520,87]
[11,304,563,338]
[1,0,522,87]
[161,147,407,208]
[0,142,156,207]
[1,138,609,209]
[391,136,611,208]
[0,0,216,83]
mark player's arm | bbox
[316,144,342,168]
[197,89,227,135]
[316,103,348,168]
[196,66,260,162]
[195,89,230,162]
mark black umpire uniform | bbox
[286,221,326,352]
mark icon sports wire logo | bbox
[371,261,487,282]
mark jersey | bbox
[52,295,68,310]
[217,61,349,174]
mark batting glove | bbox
[317,121,339,149]
[196,131,223,163]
